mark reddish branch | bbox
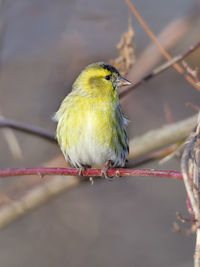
[0,167,183,180]
[123,0,200,98]
[120,40,200,98]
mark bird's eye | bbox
[105,75,111,81]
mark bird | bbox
[54,62,131,177]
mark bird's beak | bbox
[118,76,132,87]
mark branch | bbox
[0,166,182,229]
[0,114,23,160]
[0,175,80,229]
[0,114,195,229]
[129,113,198,160]
[181,118,200,267]
[120,40,200,98]
[181,128,200,221]
[0,167,183,180]
[0,119,56,142]
[123,7,196,94]
[125,0,200,94]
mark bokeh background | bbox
[0,0,200,266]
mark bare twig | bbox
[132,144,180,167]
[176,212,197,223]
[124,8,195,91]
[120,39,200,98]
[0,113,22,160]
[181,117,200,267]
[181,125,200,221]
[159,142,184,164]
[182,61,200,84]
[0,119,56,142]
[0,116,196,230]
[129,113,198,160]
[0,167,183,180]
[110,15,135,76]
[123,0,200,99]
[0,166,182,229]
[125,0,181,64]
[186,103,200,112]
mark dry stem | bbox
[0,119,56,142]
[0,167,183,180]
[120,37,200,98]
[0,167,182,229]
[181,117,200,267]
[125,0,200,95]
[129,113,198,160]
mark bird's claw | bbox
[101,160,114,180]
[78,167,85,176]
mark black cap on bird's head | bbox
[88,62,132,87]
[101,62,120,76]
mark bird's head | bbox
[72,62,131,97]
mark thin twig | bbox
[176,212,197,223]
[181,130,200,222]
[120,39,200,98]
[181,118,200,267]
[182,61,200,84]
[132,144,179,167]
[0,167,183,180]
[0,113,22,160]
[186,103,200,112]
[159,142,184,164]
[125,0,181,64]
[129,113,198,160]
[0,166,182,229]
[0,119,56,142]
[124,0,200,97]
[123,8,196,93]
[181,124,200,220]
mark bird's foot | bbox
[101,160,114,180]
[78,167,85,176]
[78,165,91,176]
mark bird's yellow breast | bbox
[56,93,118,153]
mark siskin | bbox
[54,62,131,175]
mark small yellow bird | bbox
[54,62,131,175]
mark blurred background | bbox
[0,0,200,266]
